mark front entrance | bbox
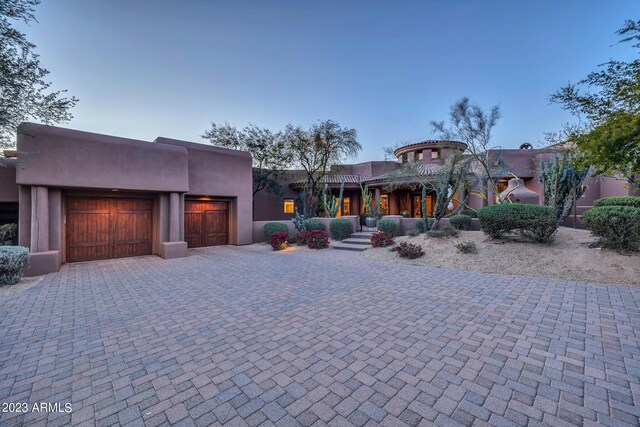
[184,200,229,247]
[66,197,153,262]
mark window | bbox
[417,151,423,160]
[494,179,509,203]
[380,194,389,215]
[431,150,440,159]
[342,197,351,216]
[283,199,294,214]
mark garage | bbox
[184,200,229,247]
[66,197,153,262]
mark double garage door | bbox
[66,197,229,262]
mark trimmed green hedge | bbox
[0,246,29,286]
[478,203,557,242]
[377,219,399,236]
[460,209,478,218]
[583,206,640,251]
[303,218,324,232]
[449,215,472,230]
[593,196,640,208]
[329,218,352,241]
[263,222,288,240]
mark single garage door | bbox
[184,200,229,247]
[66,197,153,262]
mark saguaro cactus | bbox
[323,182,344,218]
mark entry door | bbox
[184,200,229,248]
[66,197,153,262]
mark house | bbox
[0,123,253,276]
[253,140,640,226]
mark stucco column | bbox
[30,186,49,252]
[169,192,180,242]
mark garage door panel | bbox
[66,197,153,262]
[185,200,229,248]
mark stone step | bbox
[341,238,373,246]
[349,232,375,240]
[333,242,371,251]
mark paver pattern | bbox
[1,246,639,426]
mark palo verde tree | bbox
[550,19,640,186]
[202,122,293,198]
[284,120,361,217]
[431,97,512,203]
[1,0,78,150]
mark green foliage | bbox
[583,206,640,251]
[263,222,288,240]
[392,242,425,259]
[442,225,459,237]
[0,246,28,286]
[371,231,395,247]
[323,183,344,218]
[329,218,352,241]
[270,232,289,251]
[1,0,78,148]
[448,215,472,230]
[478,203,558,242]
[202,123,293,197]
[0,223,17,245]
[455,241,478,254]
[593,196,640,207]
[539,156,590,223]
[415,218,435,233]
[303,218,324,232]
[427,229,447,238]
[407,229,420,237]
[550,20,640,186]
[291,207,306,232]
[307,230,329,249]
[376,219,398,236]
[460,209,478,218]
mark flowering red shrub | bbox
[270,232,289,250]
[371,231,395,247]
[307,230,329,249]
[391,242,425,259]
[296,231,310,246]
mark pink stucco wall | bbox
[0,159,18,202]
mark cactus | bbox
[323,182,344,218]
[360,183,374,217]
[421,186,430,230]
[539,156,589,224]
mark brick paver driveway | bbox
[1,246,639,426]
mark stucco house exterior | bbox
[254,140,640,227]
[0,123,253,276]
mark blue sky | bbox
[18,0,639,161]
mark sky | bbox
[15,0,640,162]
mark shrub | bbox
[263,222,288,240]
[460,209,478,218]
[477,203,557,242]
[593,196,640,208]
[392,242,425,259]
[377,219,399,236]
[287,234,297,244]
[583,206,640,251]
[448,215,472,230]
[0,224,17,245]
[307,230,329,249]
[304,218,324,232]
[329,218,352,241]
[371,231,395,247]
[415,217,435,233]
[455,241,477,254]
[442,225,459,237]
[296,231,310,246]
[407,229,420,237]
[0,246,29,286]
[427,229,447,238]
[270,232,289,250]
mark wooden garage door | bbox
[66,197,153,262]
[184,200,229,247]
